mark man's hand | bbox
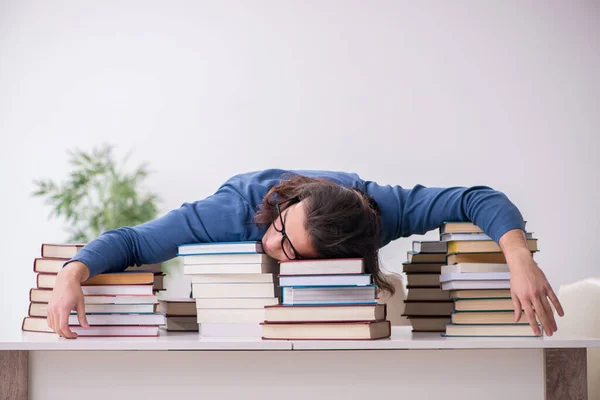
[500,229,564,336]
[47,261,91,339]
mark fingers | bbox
[522,302,540,336]
[533,297,554,336]
[58,311,77,339]
[547,287,565,317]
[511,294,522,323]
[76,298,89,328]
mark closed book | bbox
[452,312,529,324]
[441,232,534,242]
[40,243,85,258]
[402,263,444,274]
[443,323,541,337]
[454,298,515,311]
[261,321,391,340]
[447,239,538,254]
[408,316,451,332]
[441,263,509,274]
[407,252,447,263]
[440,222,484,234]
[29,288,157,304]
[405,274,441,287]
[440,272,511,282]
[184,263,278,275]
[190,273,274,284]
[279,258,364,275]
[196,297,280,309]
[447,253,508,264]
[165,317,199,331]
[402,301,454,316]
[178,241,263,255]
[196,308,265,323]
[412,241,447,253]
[200,323,262,338]
[68,313,166,326]
[82,285,154,296]
[279,274,371,287]
[264,304,386,323]
[282,285,376,305]
[22,317,160,336]
[405,288,451,301]
[181,253,276,265]
[192,282,276,298]
[449,289,511,299]
[157,298,197,316]
[29,303,156,317]
[441,280,511,291]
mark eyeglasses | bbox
[274,202,302,260]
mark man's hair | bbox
[253,174,395,295]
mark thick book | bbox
[402,263,444,274]
[279,274,371,287]
[441,232,534,242]
[177,241,263,255]
[412,241,447,254]
[156,298,197,316]
[279,258,364,275]
[36,271,155,288]
[408,316,451,332]
[441,280,511,291]
[181,253,276,265]
[407,252,447,263]
[192,282,277,298]
[264,304,386,323]
[68,313,166,326]
[452,311,528,324]
[405,274,441,287]
[447,239,538,254]
[190,273,274,284]
[440,222,484,234]
[402,301,454,316]
[281,285,376,305]
[29,288,157,304]
[22,317,160,336]
[447,252,508,265]
[165,317,199,332]
[440,272,511,282]
[405,288,451,301]
[200,323,262,338]
[443,323,541,337]
[196,308,265,323]
[261,320,391,340]
[454,298,515,311]
[40,243,85,258]
[449,289,512,299]
[441,263,509,274]
[196,297,280,309]
[29,303,156,317]
[184,263,278,275]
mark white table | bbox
[1,326,597,400]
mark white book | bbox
[190,273,274,284]
[279,274,371,287]
[441,232,534,242]
[178,241,263,255]
[282,285,376,305]
[441,280,511,290]
[81,285,154,296]
[196,308,265,323]
[279,258,364,275]
[68,304,156,314]
[181,253,275,265]
[70,325,160,337]
[440,272,511,283]
[191,282,276,298]
[196,297,279,309]
[184,263,278,275]
[200,323,262,338]
[441,263,509,274]
[68,313,166,326]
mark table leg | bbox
[0,350,28,400]
[545,348,587,400]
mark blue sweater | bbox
[69,169,526,278]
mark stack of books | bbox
[401,240,453,332]
[157,298,198,331]
[261,258,390,340]
[22,243,164,337]
[180,241,280,337]
[439,221,542,337]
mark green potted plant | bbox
[32,143,171,271]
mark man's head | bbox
[254,174,394,294]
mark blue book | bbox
[177,241,263,256]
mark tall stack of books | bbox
[401,240,453,332]
[438,222,542,337]
[157,298,198,331]
[22,243,164,337]
[261,258,390,340]
[180,241,280,337]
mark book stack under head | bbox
[439,221,542,337]
[180,241,280,337]
[22,243,164,337]
[261,258,390,340]
[401,240,452,332]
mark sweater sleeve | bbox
[65,188,251,279]
[364,182,526,247]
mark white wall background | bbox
[1,0,598,330]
